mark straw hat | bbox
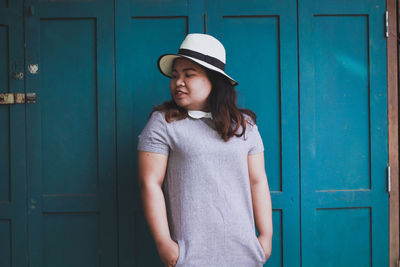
[157,33,238,86]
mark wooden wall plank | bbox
[388,0,399,266]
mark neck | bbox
[200,103,211,112]
[187,106,210,112]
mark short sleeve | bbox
[137,111,170,155]
[247,123,264,155]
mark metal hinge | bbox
[0,93,36,104]
[385,10,389,38]
[387,165,391,193]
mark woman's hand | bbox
[156,238,180,267]
[257,234,272,262]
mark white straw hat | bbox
[157,33,238,86]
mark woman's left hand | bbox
[257,234,272,262]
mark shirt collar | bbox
[187,110,213,120]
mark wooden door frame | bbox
[388,0,399,266]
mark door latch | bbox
[385,11,389,38]
[0,93,36,104]
[387,164,391,193]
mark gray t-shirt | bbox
[137,110,266,267]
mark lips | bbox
[174,89,188,98]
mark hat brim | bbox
[157,54,239,86]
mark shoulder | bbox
[149,110,166,119]
[147,110,168,124]
[140,110,168,135]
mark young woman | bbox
[137,33,273,267]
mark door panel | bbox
[24,0,117,266]
[0,0,27,266]
[207,1,300,266]
[115,1,205,266]
[299,0,388,266]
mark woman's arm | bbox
[248,152,273,261]
[138,151,179,266]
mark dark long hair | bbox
[150,65,257,142]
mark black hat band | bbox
[178,48,225,71]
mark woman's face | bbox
[169,58,212,111]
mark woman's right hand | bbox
[156,238,180,267]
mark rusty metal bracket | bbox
[0,93,35,104]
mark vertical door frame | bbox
[388,0,399,266]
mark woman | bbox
[137,33,273,267]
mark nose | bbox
[175,75,185,87]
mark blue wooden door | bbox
[24,0,118,266]
[206,1,300,266]
[4,0,386,266]
[195,0,388,266]
[115,1,207,266]
[299,0,388,266]
[0,0,28,266]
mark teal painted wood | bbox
[299,0,389,266]
[0,0,390,266]
[115,1,206,266]
[0,0,28,266]
[24,0,118,266]
[207,1,300,266]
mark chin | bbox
[174,102,188,110]
[174,99,187,106]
